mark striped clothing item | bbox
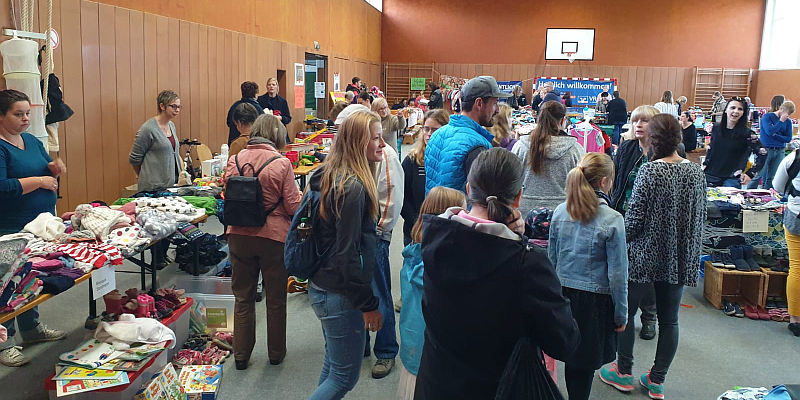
[55,243,123,268]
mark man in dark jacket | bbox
[531,81,561,112]
[606,91,628,145]
[427,82,443,109]
[256,77,292,127]
[227,81,264,145]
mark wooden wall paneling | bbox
[216,29,227,147]
[129,10,146,140]
[224,29,233,143]
[244,34,253,80]
[634,67,646,107]
[198,25,209,147]
[238,32,246,89]
[167,18,180,132]
[80,1,104,202]
[626,67,637,100]
[667,68,678,97]
[98,4,119,203]
[650,68,662,104]
[155,16,169,92]
[63,0,88,210]
[206,28,217,149]
[143,14,158,111]
[115,6,133,189]
[178,20,191,141]
[189,23,200,141]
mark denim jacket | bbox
[548,197,629,326]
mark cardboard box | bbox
[201,159,222,178]
[133,364,183,400]
[121,184,138,199]
[179,365,222,400]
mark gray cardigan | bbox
[129,118,181,192]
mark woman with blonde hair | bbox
[654,90,678,118]
[490,103,516,151]
[372,97,407,153]
[507,85,527,109]
[401,109,449,246]
[675,96,688,115]
[224,112,301,370]
[307,110,385,399]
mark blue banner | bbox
[497,80,523,102]
[534,78,616,107]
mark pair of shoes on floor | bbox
[768,308,791,322]
[371,358,394,379]
[722,300,745,317]
[639,320,656,340]
[744,304,771,320]
[0,325,67,367]
[600,364,664,399]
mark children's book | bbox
[55,373,130,397]
[53,366,123,381]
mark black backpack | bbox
[223,155,283,227]
[284,185,330,280]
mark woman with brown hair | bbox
[511,100,584,213]
[307,110,384,399]
[401,109,449,246]
[654,90,678,118]
[224,113,301,370]
[601,114,706,400]
[490,103,516,151]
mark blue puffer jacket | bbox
[425,115,494,193]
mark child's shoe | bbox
[640,371,665,399]
[599,363,634,392]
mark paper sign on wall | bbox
[91,265,116,300]
[294,86,305,109]
[333,73,340,91]
[410,78,426,91]
[294,63,305,86]
[742,210,769,233]
[315,82,325,99]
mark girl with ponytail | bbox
[549,152,629,400]
[413,148,579,399]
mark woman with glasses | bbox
[372,98,407,153]
[400,109,449,246]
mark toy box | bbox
[133,363,183,400]
[179,365,223,400]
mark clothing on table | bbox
[105,226,150,257]
[759,112,792,148]
[73,205,130,239]
[229,234,288,363]
[625,160,707,287]
[654,102,679,118]
[256,93,292,127]
[703,124,760,181]
[129,118,181,192]
[226,98,264,145]
[380,113,407,153]
[223,143,301,244]
[682,124,697,152]
[0,132,57,234]
[413,207,579,400]
[511,132,584,213]
[55,243,123,269]
[616,281,684,384]
[23,212,65,241]
[400,155,426,241]
[135,210,179,241]
[135,197,203,221]
[424,114,493,194]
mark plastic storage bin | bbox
[187,293,235,332]
[163,297,193,360]
[174,276,232,296]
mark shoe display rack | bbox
[761,267,789,306]
[703,262,766,309]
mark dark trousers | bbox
[565,365,595,400]
[617,281,684,384]
[640,283,657,323]
[613,123,625,145]
[365,238,399,359]
[229,234,288,362]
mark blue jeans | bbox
[308,282,365,400]
[705,174,741,188]
[365,238,398,359]
[0,307,40,350]
[613,123,625,145]
[617,282,684,384]
[762,148,786,190]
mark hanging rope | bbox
[42,0,53,113]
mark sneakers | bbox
[722,300,736,316]
[0,346,29,367]
[640,371,665,399]
[371,358,395,379]
[20,324,66,345]
[640,319,657,340]
[599,363,634,392]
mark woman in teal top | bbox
[0,89,67,367]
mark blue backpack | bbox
[284,187,329,280]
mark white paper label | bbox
[742,210,769,233]
[91,265,116,300]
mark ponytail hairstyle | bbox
[410,187,466,243]
[565,153,614,222]
[467,148,524,223]
[528,101,566,174]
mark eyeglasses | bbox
[422,126,438,134]
[168,104,182,110]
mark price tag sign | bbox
[742,210,769,233]
[91,265,116,300]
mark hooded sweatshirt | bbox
[414,207,579,400]
[511,133,585,213]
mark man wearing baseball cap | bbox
[424,76,511,193]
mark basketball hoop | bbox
[565,52,576,64]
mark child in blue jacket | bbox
[548,152,629,400]
[397,186,466,400]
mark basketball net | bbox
[565,52,576,64]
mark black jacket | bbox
[308,168,379,312]
[611,139,644,213]
[532,91,561,111]
[428,89,444,109]
[227,98,264,145]
[606,98,628,124]
[256,94,292,126]
[507,94,528,109]
[40,74,73,124]
[400,155,426,240]
[414,214,579,400]
[704,124,762,179]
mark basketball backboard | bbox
[545,28,595,61]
